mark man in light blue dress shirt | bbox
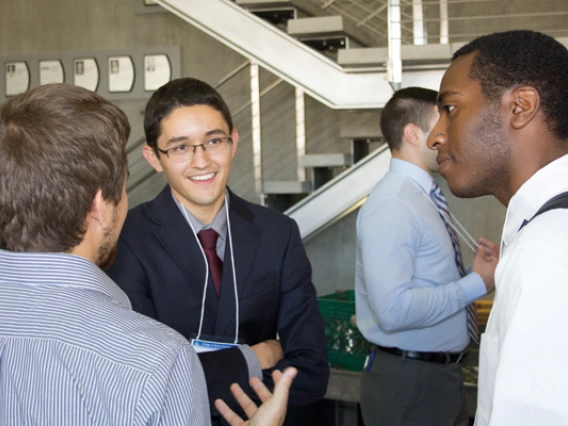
[355,87,498,426]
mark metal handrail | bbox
[302,0,568,47]
[233,78,284,118]
[215,60,251,89]
[286,144,391,240]
[214,60,286,118]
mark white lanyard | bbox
[181,192,240,344]
[407,176,479,254]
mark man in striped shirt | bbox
[0,83,294,426]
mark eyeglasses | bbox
[157,136,232,163]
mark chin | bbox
[447,179,490,199]
[194,191,226,207]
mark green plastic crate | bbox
[318,290,371,371]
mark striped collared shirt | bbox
[0,249,210,426]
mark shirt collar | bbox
[0,249,131,309]
[172,189,228,240]
[390,158,434,194]
[503,153,568,247]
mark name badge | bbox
[190,338,240,353]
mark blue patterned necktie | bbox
[430,181,480,344]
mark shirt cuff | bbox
[460,272,488,305]
[239,345,263,381]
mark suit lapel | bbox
[150,187,217,331]
[214,191,262,338]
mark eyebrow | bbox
[164,129,228,146]
[165,136,189,146]
[437,90,462,106]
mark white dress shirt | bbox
[476,153,568,426]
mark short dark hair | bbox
[380,87,438,151]
[0,84,130,253]
[144,77,233,152]
[454,30,568,140]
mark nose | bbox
[190,144,211,168]
[427,119,447,151]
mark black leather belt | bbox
[373,344,467,364]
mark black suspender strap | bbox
[519,191,568,231]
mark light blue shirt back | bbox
[355,158,486,352]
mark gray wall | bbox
[259,69,297,183]
[304,209,360,296]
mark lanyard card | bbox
[190,338,240,353]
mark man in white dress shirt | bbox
[428,30,568,426]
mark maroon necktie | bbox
[197,229,223,297]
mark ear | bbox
[402,123,421,147]
[508,86,540,130]
[142,145,164,173]
[230,129,239,158]
[89,189,109,228]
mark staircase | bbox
[152,0,397,108]
[232,0,438,219]
[288,144,391,240]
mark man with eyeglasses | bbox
[106,77,329,426]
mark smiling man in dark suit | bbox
[106,77,329,425]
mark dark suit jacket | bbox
[106,186,329,422]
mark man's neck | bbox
[501,138,568,206]
[175,194,226,226]
[391,150,433,176]
[69,233,99,265]
[190,205,221,226]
